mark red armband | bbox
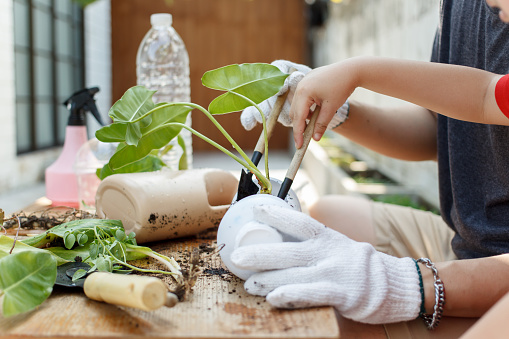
[495,74,509,119]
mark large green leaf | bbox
[109,86,156,123]
[97,154,166,180]
[108,117,188,170]
[0,236,67,265]
[21,219,123,248]
[95,122,128,143]
[142,104,192,133]
[106,86,158,146]
[47,243,146,262]
[0,251,57,317]
[202,63,289,114]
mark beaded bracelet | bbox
[417,258,446,330]
[412,259,426,317]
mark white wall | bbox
[311,0,441,207]
[85,0,112,136]
[0,1,15,182]
[0,0,112,196]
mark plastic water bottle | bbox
[136,13,192,170]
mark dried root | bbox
[1,206,97,235]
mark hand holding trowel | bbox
[236,68,297,201]
[56,262,178,311]
[236,91,290,201]
[277,106,319,199]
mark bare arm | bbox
[336,100,437,161]
[290,56,507,149]
[421,254,509,317]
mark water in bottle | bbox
[136,13,192,170]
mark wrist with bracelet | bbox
[413,257,446,330]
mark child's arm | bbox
[290,56,507,148]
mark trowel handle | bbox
[277,106,320,199]
[83,272,176,311]
[253,91,289,157]
[253,67,297,161]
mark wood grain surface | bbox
[0,199,340,339]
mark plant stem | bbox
[90,226,182,279]
[130,102,272,192]
[129,247,181,276]
[229,92,271,182]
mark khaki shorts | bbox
[371,202,457,262]
[370,202,478,339]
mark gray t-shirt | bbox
[433,0,509,258]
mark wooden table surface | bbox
[0,198,348,339]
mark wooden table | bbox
[0,198,354,339]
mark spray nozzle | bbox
[64,87,105,127]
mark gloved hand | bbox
[240,60,350,131]
[230,204,422,324]
[240,60,311,130]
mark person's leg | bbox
[309,194,457,262]
[309,195,377,244]
[310,194,473,338]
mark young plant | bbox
[0,214,181,317]
[95,63,289,194]
[21,218,182,279]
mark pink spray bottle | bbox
[45,87,104,207]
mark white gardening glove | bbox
[240,60,310,130]
[230,205,422,324]
[240,60,350,131]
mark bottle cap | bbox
[151,13,172,27]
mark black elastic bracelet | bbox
[413,258,426,317]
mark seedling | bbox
[0,217,182,317]
[95,63,290,194]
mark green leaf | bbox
[0,235,67,265]
[77,233,89,246]
[64,233,76,249]
[141,104,192,134]
[89,242,99,260]
[177,134,188,170]
[96,256,112,272]
[109,122,186,170]
[104,86,158,146]
[97,154,166,180]
[21,219,123,248]
[0,251,57,317]
[115,230,126,242]
[108,86,156,124]
[47,245,91,262]
[72,269,87,281]
[202,63,289,114]
[125,124,142,146]
[95,123,128,143]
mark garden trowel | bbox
[236,91,290,201]
[55,262,178,310]
[236,68,297,201]
[277,106,320,200]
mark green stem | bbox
[164,122,270,191]
[130,102,272,192]
[229,92,271,183]
[111,258,179,277]
[130,248,181,276]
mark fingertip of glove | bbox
[230,249,244,265]
[266,289,301,309]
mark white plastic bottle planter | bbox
[233,176,301,210]
[217,193,300,280]
[96,168,238,243]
